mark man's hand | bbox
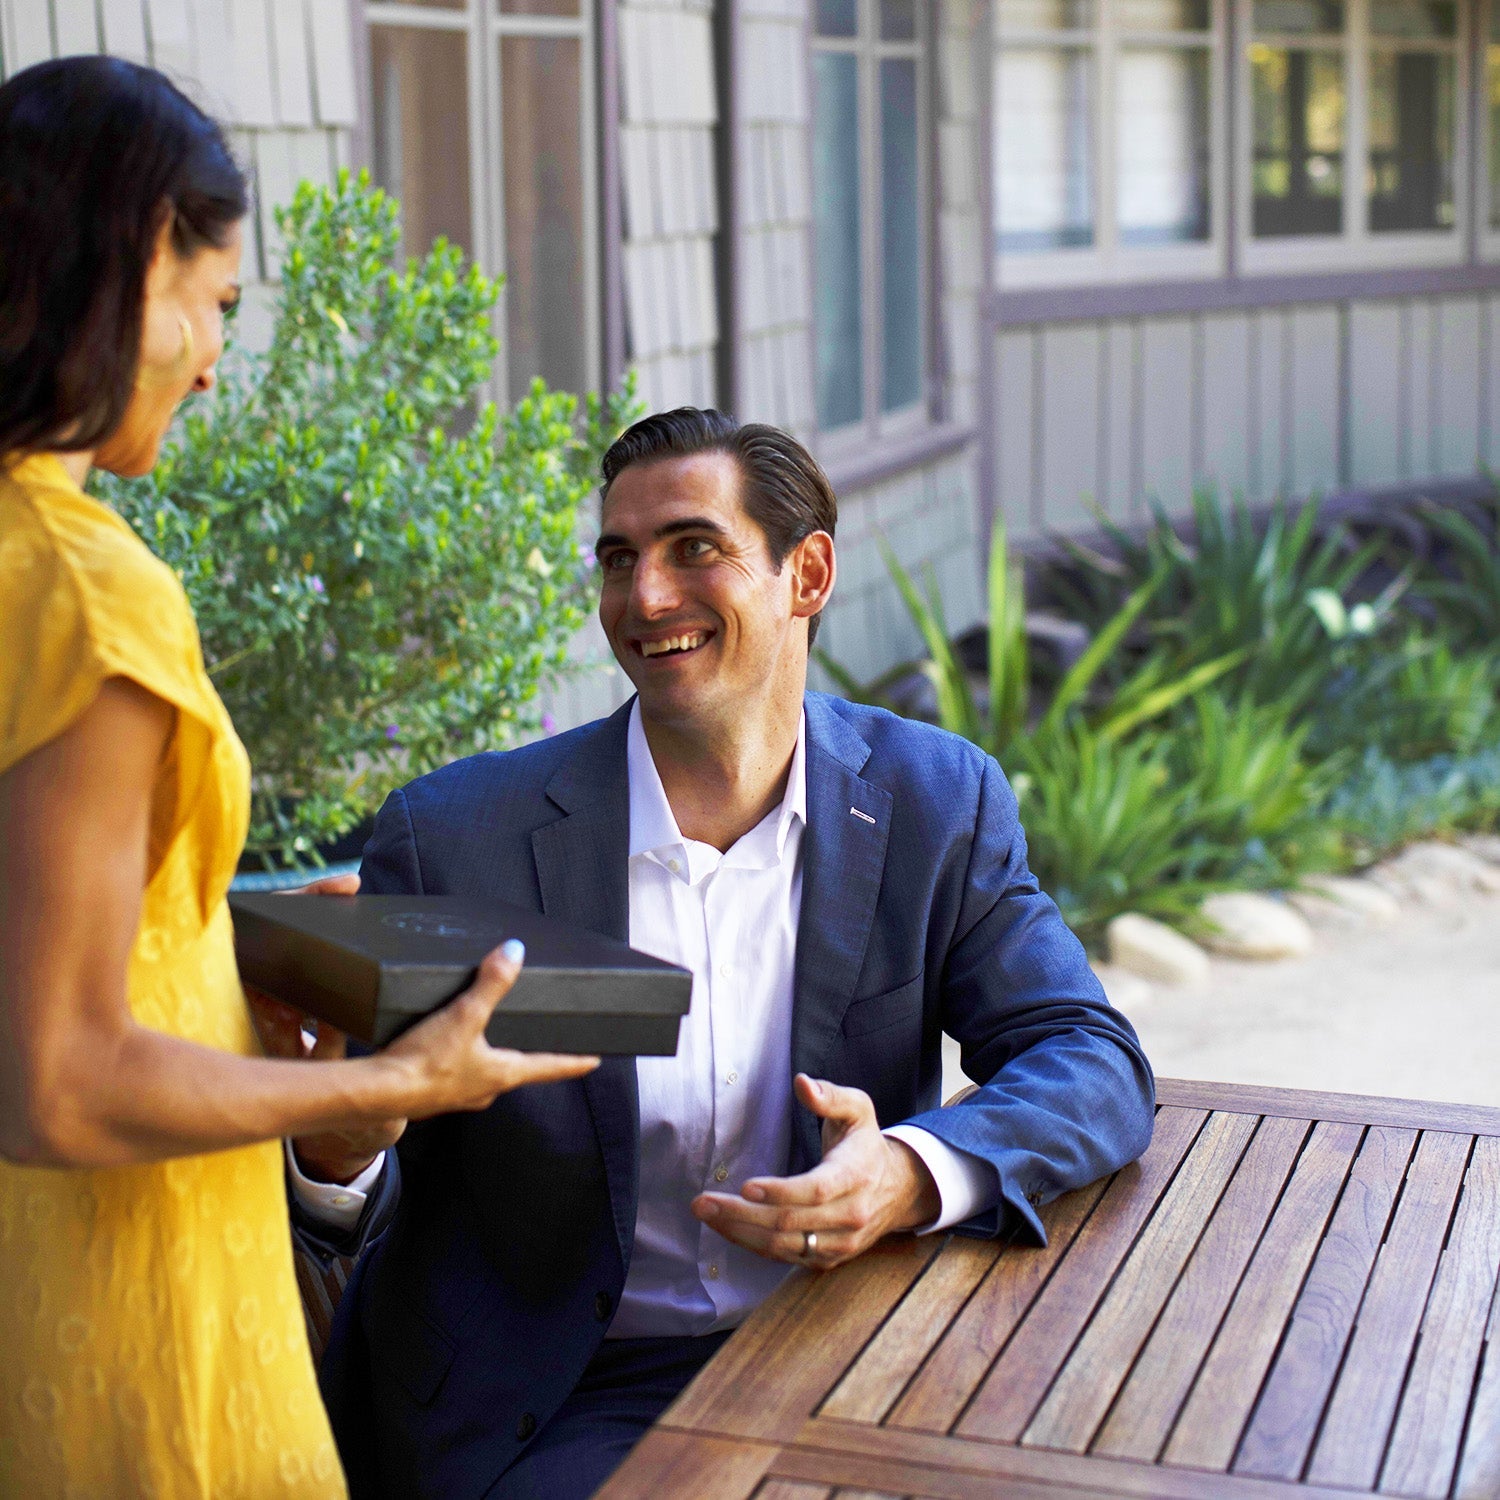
[246,872,404,1185]
[689,1074,941,1269]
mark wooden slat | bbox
[821,1236,997,1424]
[1233,1125,1418,1481]
[99,0,150,63]
[1454,1274,1500,1500]
[1307,1130,1471,1488]
[666,1237,943,1444]
[754,1484,833,1500]
[1024,1110,1260,1453]
[788,1418,1382,1500]
[596,1429,777,1500]
[1092,1114,1310,1461]
[306,0,356,125]
[1380,1135,1500,1498]
[267,0,315,126]
[144,0,195,82]
[225,0,278,126]
[1,0,52,72]
[886,1178,1110,1433]
[52,0,100,54]
[954,1107,1209,1443]
[1156,1078,1500,1138]
[1164,1119,1365,1470]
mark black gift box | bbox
[229,893,691,1055]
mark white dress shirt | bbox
[290,702,997,1334]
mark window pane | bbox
[1117,0,1210,29]
[1253,0,1343,32]
[997,0,1094,30]
[995,48,1094,250]
[1368,50,1456,230]
[816,0,858,37]
[813,52,864,428]
[1117,48,1211,244]
[501,36,587,398]
[881,0,918,39]
[1370,0,1456,35]
[369,0,462,9]
[1251,46,1344,235]
[881,58,922,411]
[370,27,473,259]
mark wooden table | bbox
[599,1079,1500,1500]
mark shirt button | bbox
[725,1071,738,1086]
[718,962,732,978]
[332,1195,351,1207]
[713,1165,728,1183]
[594,1290,613,1322]
[667,858,681,874]
[516,1412,537,1441]
[708,1265,720,1280]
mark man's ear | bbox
[789,531,836,623]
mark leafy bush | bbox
[1410,488,1500,651]
[99,171,638,868]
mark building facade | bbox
[5,0,1499,722]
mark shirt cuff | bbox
[284,1140,386,1232]
[884,1124,998,1234]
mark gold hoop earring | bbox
[136,313,195,392]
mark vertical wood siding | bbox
[992,292,1500,536]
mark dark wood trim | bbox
[1156,1078,1500,1136]
[713,0,740,413]
[597,0,625,390]
[987,263,1500,326]
[975,0,998,547]
[823,420,975,494]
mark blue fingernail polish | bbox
[502,939,526,963]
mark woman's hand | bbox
[250,874,599,1184]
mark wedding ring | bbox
[802,1231,818,1259]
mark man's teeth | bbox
[641,633,707,658]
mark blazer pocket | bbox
[841,973,925,1038]
[369,1295,458,1407]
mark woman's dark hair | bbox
[0,56,247,459]
[601,407,839,644]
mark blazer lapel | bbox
[530,701,640,1269]
[790,696,892,1169]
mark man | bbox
[290,409,1155,1500]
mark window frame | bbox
[1238,0,1470,274]
[992,0,1229,289]
[1478,0,1500,256]
[811,0,935,457]
[362,0,601,403]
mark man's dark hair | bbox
[0,56,247,460]
[600,407,838,645]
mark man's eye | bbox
[601,551,633,570]
[680,538,713,559]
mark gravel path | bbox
[940,889,1500,1108]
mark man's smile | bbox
[635,630,715,659]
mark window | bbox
[365,0,597,401]
[1243,0,1463,270]
[1489,0,1500,238]
[993,0,1223,285]
[811,0,930,440]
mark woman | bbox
[0,57,596,1497]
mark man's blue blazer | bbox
[308,693,1155,1500]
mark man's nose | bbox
[630,556,680,617]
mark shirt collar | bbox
[626,700,807,874]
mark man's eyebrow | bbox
[593,517,730,557]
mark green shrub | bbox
[98,171,638,868]
[1410,488,1500,652]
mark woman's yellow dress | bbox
[0,455,346,1498]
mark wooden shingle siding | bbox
[736,0,814,435]
[0,0,353,346]
[619,0,719,413]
